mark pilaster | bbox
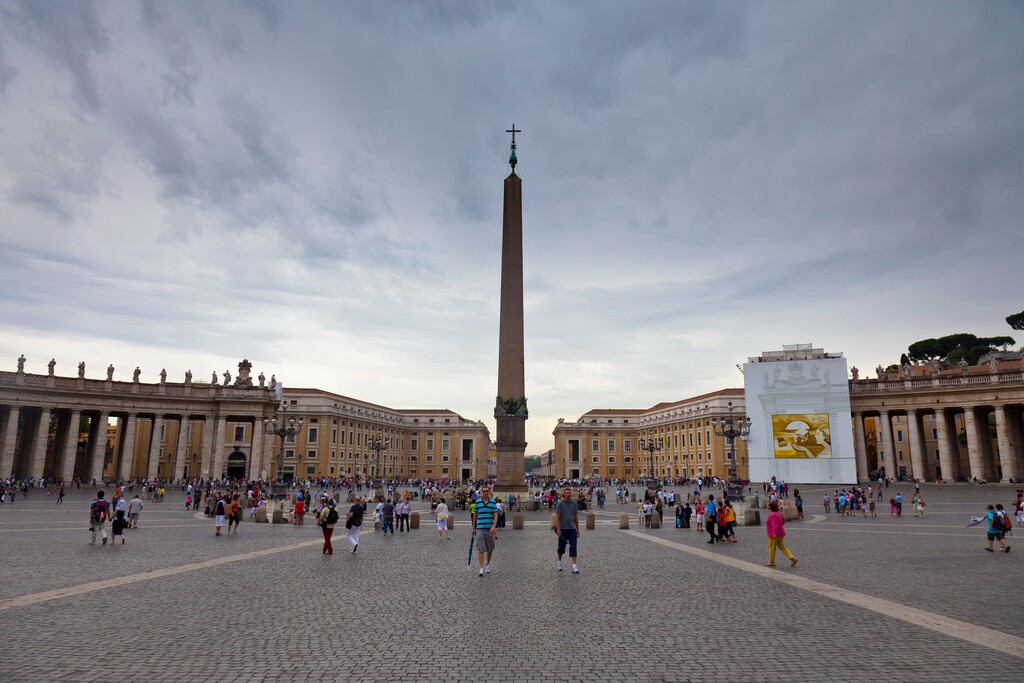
[1,407,20,479]
[29,407,52,480]
[60,410,81,483]
[907,409,926,481]
[878,410,896,480]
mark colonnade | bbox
[851,403,1024,483]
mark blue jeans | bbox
[382,516,394,534]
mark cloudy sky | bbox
[1,1,1021,453]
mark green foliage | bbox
[524,455,541,473]
[906,332,1016,366]
[899,353,910,366]
[1007,310,1024,331]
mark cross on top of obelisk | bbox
[506,124,521,170]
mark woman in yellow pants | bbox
[765,500,798,567]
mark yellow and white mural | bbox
[772,413,832,458]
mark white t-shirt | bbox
[436,502,449,519]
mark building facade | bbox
[551,389,750,481]
[0,360,492,483]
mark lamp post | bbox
[638,434,664,496]
[712,400,751,501]
[367,431,390,502]
[262,404,303,499]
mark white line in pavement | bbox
[790,526,980,539]
[623,530,1024,660]
[0,538,322,612]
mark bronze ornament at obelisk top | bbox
[493,124,528,494]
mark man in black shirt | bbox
[346,496,366,553]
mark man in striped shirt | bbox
[471,486,499,576]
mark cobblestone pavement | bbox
[0,483,1021,682]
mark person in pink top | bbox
[765,500,798,568]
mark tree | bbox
[1007,310,1024,331]
[905,332,1015,367]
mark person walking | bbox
[694,499,705,532]
[765,500,797,567]
[111,507,127,545]
[719,500,737,543]
[213,495,226,536]
[705,494,718,544]
[89,491,110,546]
[228,493,241,533]
[554,488,580,574]
[346,496,365,553]
[895,492,903,516]
[436,498,450,540]
[318,498,340,555]
[56,485,64,505]
[984,504,1011,553]
[381,498,395,535]
[128,494,144,528]
[398,499,411,532]
[471,485,498,576]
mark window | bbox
[331,451,336,459]
[608,456,616,464]
[159,424,166,441]
[442,455,449,462]
[285,433,296,444]
[624,440,632,452]
[609,468,617,475]
[698,453,703,461]
[307,427,318,444]
[411,438,418,451]
[307,450,316,459]
[426,439,434,451]
[624,456,632,463]
[592,440,599,452]
[607,440,616,452]
[426,455,434,462]
[697,432,702,446]
[897,430,904,442]
[332,429,337,444]
[442,438,450,451]
[674,435,678,447]
[689,433,693,447]
[592,456,599,463]
[285,449,295,459]
[932,428,938,439]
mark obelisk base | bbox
[492,441,528,495]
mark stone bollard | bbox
[255,506,268,523]
[783,506,796,521]
[410,511,420,529]
[743,508,761,526]
[650,513,661,529]
[346,491,355,503]
[512,512,524,529]
[447,513,454,529]
[586,511,596,530]
[272,507,284,524]
[630,492,636,502]
[619,513,629,529]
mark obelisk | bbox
[493,125,528,493]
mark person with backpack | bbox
[89,491,110,545]
[985,504,1011,553]
[318,498,340,555]
[213,495,227,536]
[346,495,366,553]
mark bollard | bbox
[650,513,661,529]
[512,512,524,530]
[586,511,596,530]
[618,512,629,529]
[346,491,355,503]
[255,506,268,523]
[447,513,454,529]
[272,507,284,524]
[630,492,636,502]
[410,511,420,529]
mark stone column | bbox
[935,409,959,482]
[1011,408,1024,487]
[60,409,81,483]
[212,415,227,479]
[146,415,164,481]
[907,409,927,482]
[962,407,987,481]
[118,414,138,481]
[199,416,215,480]
[30,407,52,480]
[88,412,109,483]
[852,412,869,482]
[249,419,264,481]
[0,407,20,479]
[878,410,896,480]
[172,417,190,482]
[994,405,1016,483]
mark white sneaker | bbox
[571,565,579,574]
[485,563,491,574]
[478,568,484,576]
[557,561,563,572]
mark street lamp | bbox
[638,434,664,493]
[262,404,303,499]
[367,431,390,501]
[712,400,751,501]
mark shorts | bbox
[215,514,225,527]
[696,514,705,523]
[557,528,578,557]
[437,518,448,531]
[475,528,495,553]
[987,531,1005,541]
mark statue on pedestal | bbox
[930,358,940,376]
[133,367,141,383]
[160,368,167,383]
[988,356,999,374]
[258,372,266,388]
[875,364,884,380]
[17,355,26,373]
[185,370,192,384]
[211,371,218,385]
[269,374,277,390]
[47,358,56,376]
[850,366,859,381]
[234,359,254,387]
[107,364,115,380]
[959,359,969,376]
[223,370,232,386]
[78,361,85,379]
[901,363,911,379]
